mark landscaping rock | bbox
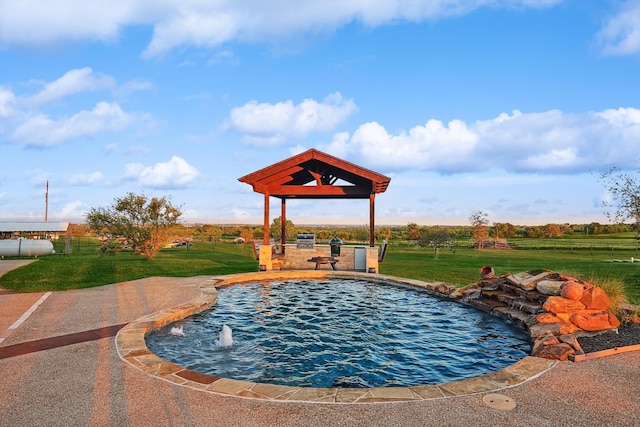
[460,288,482,300]
[535,313,564,324]
[535,280,563,296]
[451,267,623,361]
[557,334,583,354]
[560,280,584,300]
[532,342,575,361]
[530,331,577,361]
[579,286,611,311]
[533,331,559,347]
[529,321,579,338]
[478,278,501,290]
[543,296,586,314]
[506,271,551,291]
[434,282,456,295]
[570,312,621,332]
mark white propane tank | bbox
[0,238,55,257]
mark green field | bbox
[382,241,640,304]
[0,240,258,292]
[1,238,639,304]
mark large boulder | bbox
[569,312,621,331]
[560,280,584,301]
[529,321,579,338]
[536,280,563,296]
[507,271,551,291]
[543,296,586,314]
[531,331,575,361]
[579,286,611,310]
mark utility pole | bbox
[45,180,49,222]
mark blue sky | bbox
[1,0,639,226]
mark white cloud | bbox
[597,0,640,56]
[324,107,640,174]
[54,200,88,221]
[326,118,479,171]
[0,86,17,118]
[227,92,357,145]
[69,171,103,186]
[27,67,115,106]
[0,0,563,57]
[141,1,563,57]
[0,0,155,46]
[124,156,199,188]
[11,101,142,147]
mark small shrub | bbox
[98,239,120,256]
[589,275,628,316]
[619,306,640,324]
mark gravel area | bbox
[578,322,640,353]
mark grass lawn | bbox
[0,241,258,292]
[1,239,639,304]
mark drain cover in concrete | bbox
[482,393,516,410]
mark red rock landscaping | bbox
[449,269,621,361]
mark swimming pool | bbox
[146,278,531,388]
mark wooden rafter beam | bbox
[266,184,371,197]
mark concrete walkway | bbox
[1,260,639,426]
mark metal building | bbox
[0,222,70,240]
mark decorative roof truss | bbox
[238,149,390,199]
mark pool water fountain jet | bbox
[216,324,233,348]
[170,326,185,336]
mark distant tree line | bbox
[75,219,636,246]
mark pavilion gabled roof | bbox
[238,149,391,199]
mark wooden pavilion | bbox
[238,149,390,269]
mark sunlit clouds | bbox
[2,1,638,58]
[124,156,200,189]
[226,92,357,145]
[1,1,638,225]
[324,108,640,174]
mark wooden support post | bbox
[369,193,375,247]
[263,192,270,245]
[281,198,286,253]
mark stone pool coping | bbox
[115,271,556,404]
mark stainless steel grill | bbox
[296,234,315,249]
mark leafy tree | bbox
[543,223,563,238]
[405,222,421,241]
[586,222,604,235]
[417,227,454,257]
[469,210,489,249]
[269,216,296,240]
[353,227,369,242]
[492,222,517,239]
[86,192,182,260]
[376,227,392,241]
[523,226,544,238]
[600,165,640,232]
[240,227,255,244]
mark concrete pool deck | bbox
[1,262,639,426]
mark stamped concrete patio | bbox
[1,260,639,426]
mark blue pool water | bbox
[145,279,531,388]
